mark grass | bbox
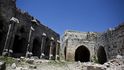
[0,56,16,64]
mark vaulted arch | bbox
[32,37,41,58]
[97,46,107,64]
[75,45,90,62]
[12,35,27,58]
[43,37,50,59]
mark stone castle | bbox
[0,0,60,60]
[61,23,124,64]
[0,0,124,65]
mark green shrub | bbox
[0,56,16,64]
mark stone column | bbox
[55,40,60,60]
[40,33,46,58]
[49,37,54,60]
[26,26,35,57]
[2,17,19,56]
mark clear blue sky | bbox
[16,0,124,35]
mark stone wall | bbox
[61,23,124,64]
[95,23,124,63]
[0,0,60,60]
[61,30,100,61]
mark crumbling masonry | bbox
[0,0,124,64]
[0,0,60,60]
[61,23,124,64]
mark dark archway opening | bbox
[19,26,25,33]
[0,22,4,43]
[44,37,50,59]
[12,35,27,58]
[97,46,107,64]
[32,38,41,58]
[52,42,56,60]
[64,47,67,60]
[75,45,90,62]
[0,22,4,54]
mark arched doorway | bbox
[64,47,67,60]
[97,46,107,64]
[52,42,56,60]
[43,37,50,59]
[75,45,90,62]
[32,38,41,58]
[12,35,27,58]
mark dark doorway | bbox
[0,22,3,43]
[32,38,41,58]
[75,45,90,62]
[44,37,50,59]
[0,22,4,54]
[97,46,107,64]
[64,47,67,60]
[12,35,27,58]
[52,42,56,60]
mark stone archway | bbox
[75,45,90,62]
[12,35,27,58]
[44,37,50,59]
[97,46,107,64]
[52,42,56,60]
[64,47,67,60]
[32,38,41,58]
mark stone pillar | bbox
[26,26,35,57]
[49,37,54,60]
[40,33,46,58]
[2,17,19,56]
[55,40,60,60]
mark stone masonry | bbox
[61,23,124,64]
[61,31,100,62]
[0,0,60,60]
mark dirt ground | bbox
[5,57,124,70]
[6,59,83,70]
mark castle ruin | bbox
[61,23,124,64]
[0,0,60,60]
[0,0,124,66]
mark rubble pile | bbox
[104,59,124,70]
[4,56,124,70]
[81,58,124,70]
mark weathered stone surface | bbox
[0,0,60,60]
[61,31,100,61]
[11,63,16,69]
[86,66,106,70]
[26,58,34,64]
[0,61,6,70]
[61,23,124,64]
[29,65,37,69]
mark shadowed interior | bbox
[97,46,107,64]
[12,35,27,58]
[75,45,90,62]
[32,38,41,58]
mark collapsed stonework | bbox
[0,0,60,60]
[61,23,124,64]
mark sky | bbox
[16,0,124,35]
